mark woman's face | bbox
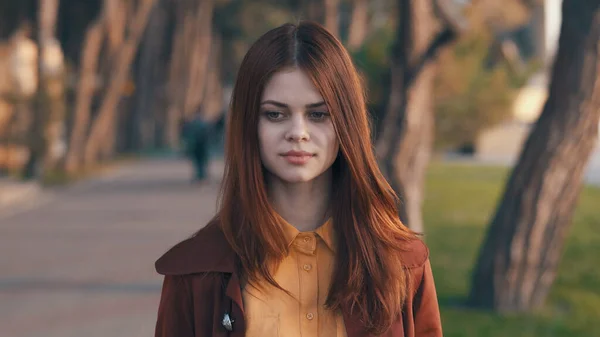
[258,68,339,184]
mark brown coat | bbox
[154,223,442,337]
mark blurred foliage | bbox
[351,2,541,150]
[350,22,395,132]
[214,0,297,83]
[433,31,538,150]
[1,0,543,163]
[467,0,531,32]
[425,162,600,336]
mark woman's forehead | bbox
[261,68,324,107]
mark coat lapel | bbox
[225,272,244,316]
[224,271,246,337]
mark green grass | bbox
[424,161,600,337]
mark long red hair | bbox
[216,22,416,334]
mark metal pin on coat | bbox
[222,313,234,332]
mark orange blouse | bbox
[243,218,346,337]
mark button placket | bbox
[297,237,319,336]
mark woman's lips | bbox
[281,151,314,165]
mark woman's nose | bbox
[285,115,310,142]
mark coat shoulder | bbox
[400,237,430,269]
[155,220,235,275]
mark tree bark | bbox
[39,0,66,173]
[129,0,170,151]
[97,0,130,158]
[469,0,600,312]
[164,0,214,148]
[378,0,453,233]
[83,0,155,167]
[23,0,63,179]
[104,0,127,56]
[201,30,224,123]
[181,0,213,119]
[324,0,339,37]
[347,0,368,51]
[300,0,322,22]
[64,20,104,174]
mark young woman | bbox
[155,22,442,337]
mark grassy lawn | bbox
[424,161,600,337]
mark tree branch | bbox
[404,27,457,88]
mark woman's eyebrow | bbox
[260,100,326,108]
[306,101,326,108]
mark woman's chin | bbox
[269,169,319,184]
[277,174,316,184]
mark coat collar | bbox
[155,221,236,275]
[155,219,429,276]
[155,220,429,337]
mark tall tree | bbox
[164,0,214,148]
[23,0,64,179]
[38,0,66,173]
[128,0,171,151]
[64,16,104,174]
[324,0,339,37]
[469,0,600,312]
[292,0,338,36]
[82,0,155,167]
[299,0,322,22]
[376,0,462,232]
[201,30,224,123]
[346,0,368,52]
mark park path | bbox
[0,157,223,337]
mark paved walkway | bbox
[0,157,223,337]
[0,178,41,212]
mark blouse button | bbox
[306,312,314,320]
[303,264,312,271]
[303,236,311,243]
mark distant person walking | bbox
[180,113,211,182]
[180,111,227,182]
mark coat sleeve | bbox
[155,275,195,337]
[412,259,443,337]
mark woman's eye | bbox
[265,111,284,120]
[309,111,330,120]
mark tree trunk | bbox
[165,0,214,149]
[23,0,62,179]
[469,0,600,312]
[129,0,170,152]
[64,20,104,174]
[97,0,129,159]
[39,0,66,173]
[83,0,155,167]
[181,0,213,119]
[378,0,446,233]
[201,30,224,123]
[324,0,339,37]
[104,0,127,56]
[301,0,322,22]
[347,0,368,51]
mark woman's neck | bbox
[266,169,333,232]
